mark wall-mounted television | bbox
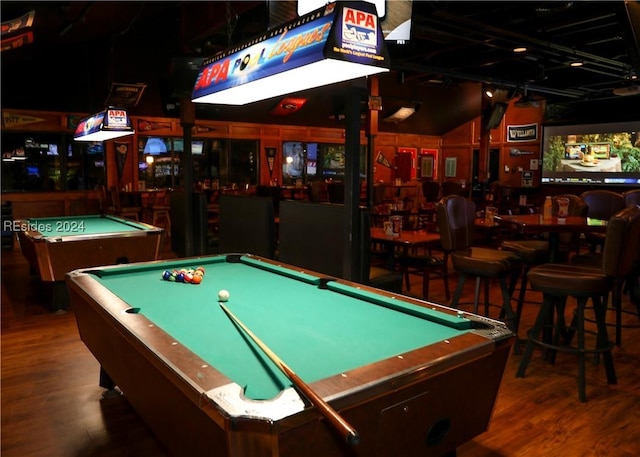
[540,120,640,187]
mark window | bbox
[1,132,105,192]
[138,137,258,189]
[282,141,367,184]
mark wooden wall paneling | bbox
[442,122,475,146]
[441,146,473,183]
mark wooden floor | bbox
[2,238,640,457]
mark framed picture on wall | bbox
[445,157,457,177]
[419,155,434,178]
[419,148,437,179]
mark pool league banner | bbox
[192,1,389,105]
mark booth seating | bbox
[436,195,521,330]
[278,201,402,293]
[517,205,640,402]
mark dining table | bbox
[370,227,441,270]
[494,214,608,263]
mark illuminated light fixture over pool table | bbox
[73,107,134,142]
[191,2,390,106]
[66,253,514,457]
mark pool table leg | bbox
[51,281,70,312]
[99,366,122,398]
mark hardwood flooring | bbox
[2,238,639,457]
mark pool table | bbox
[66,254,514,457]
[16,214,163,308]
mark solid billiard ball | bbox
[191,275,202,284]
[162,270,172,280]
[218,289,230,302]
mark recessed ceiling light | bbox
[570,61,584,67]
[513,47,527,53]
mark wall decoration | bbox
[114,141,129,180]
[420,148,438,179]
[509,148,535,156]
[376,151,392,168]
[265,147,276,175]
[419,155,434,178]
[445,157,457,177]
[507,123,538,142]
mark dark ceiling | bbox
[2,1,639,136]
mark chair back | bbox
[623,189,640,207]
[441,181,466,197]
[581,190,625,221]
[421,181,440,202]
[553,194,588,217]
[601,204,640,278]
[436,195,476,251]
[109,186,122,213]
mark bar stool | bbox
[517,205,640,402]
[580,190,625,253]
[501,194,587,341]
[570,207,640,347]
[436,196,521,330]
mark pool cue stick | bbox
[219,302,360,445]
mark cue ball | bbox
[218,290,230,302]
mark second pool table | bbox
[16,214,163,308]
[66,254,514,457]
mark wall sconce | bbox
[74,107,134,142]
[192,2,389,106]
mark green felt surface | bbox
[92,255,472,400]
[27,215,146,237]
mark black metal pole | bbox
[180,99,195,257]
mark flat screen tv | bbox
[540,120,640,187]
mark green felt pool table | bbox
[15,214,164,283]
[66,254,514,457]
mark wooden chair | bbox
[98,185,116,215]
[148,190,172,236]
[517,204,640,402]
[109,186,141,221]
